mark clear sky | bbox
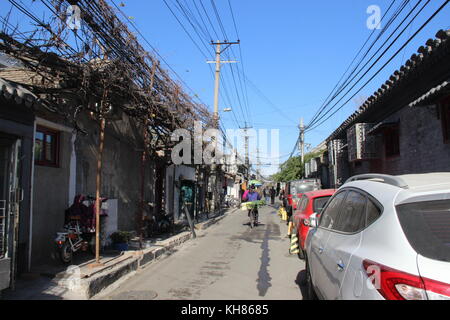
[1,0,450,176]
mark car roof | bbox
[343,173,450,206]
[396,173,450,190]
[301,189,336,198]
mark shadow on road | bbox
[295,269,308,300]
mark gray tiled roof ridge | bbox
[0,76,38,107]
[327,29,450,141]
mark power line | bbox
[307,0,449,132]
[110,0,210,107]
[307,0,411,129]
[306,0,435,132]
[164,0,251,128]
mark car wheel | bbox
[305,257,318,300]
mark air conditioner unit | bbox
[327,139,346,165]
[347,123,379,162]
[305,161,311,177]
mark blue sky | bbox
[1,0,450,176]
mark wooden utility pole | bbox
[207,40,239,212]
[93,113,106,267]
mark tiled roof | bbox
[408,79,450,107]
[0,77,38,107]
[328,29,450,141]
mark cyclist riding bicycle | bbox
[242,184,261,225]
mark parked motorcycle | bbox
[55,195,108,264]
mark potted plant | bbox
[110,231,132,251]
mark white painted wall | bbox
[103,199,118,247]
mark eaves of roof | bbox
[327,29,450,142]
[0,78,38,107]
[0,77,38,108]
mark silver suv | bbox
[304,173,450,300]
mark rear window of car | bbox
[396,199,450,262]
[313,196,332,213]
[291,182,318,195]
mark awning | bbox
[367,121,399,135]
[409,80,450,108]
[0,77,38,107]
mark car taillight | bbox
[363,260,450,300]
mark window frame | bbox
[34,125,60,168]
[318,191,348,231]
[312,195,333,214]
[383,124,400,158]
[333,190,368,234]
[318,187,384,235]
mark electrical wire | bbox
[306,0,449,132]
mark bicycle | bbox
[246,201,259,228]
[225,195,239,208]
[144,202,174,237]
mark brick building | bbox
[325,29,450,187]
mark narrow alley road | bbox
[96,204,305,300]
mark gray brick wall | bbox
[381,104,450,175]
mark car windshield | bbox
[313,196,332,213]
[396,199,450,262]
[291,182,317,196]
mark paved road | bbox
[97,204,306,300]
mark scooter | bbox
[55,218,92,264]
[55,196,108,264]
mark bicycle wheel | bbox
[250,209,255,228]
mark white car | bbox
[304,173,450,300]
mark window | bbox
[313,196,332,214]
[34,126,59,167]
[334,191,367,233]
[384,125,400,157]
[298,195,309,212]
[441,97,450,143]
[366,198,382,227]
[396,199,450,262]
[319,192,346,230]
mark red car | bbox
[293,189,336,259]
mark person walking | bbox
[270,187,276,205]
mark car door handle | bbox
[318,247,324,254]
[337,261,345,271]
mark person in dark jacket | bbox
[270,187,276,205]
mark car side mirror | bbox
[309,213,319,229]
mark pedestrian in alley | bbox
[270,187,276,205]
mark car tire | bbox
[305,257,318,300]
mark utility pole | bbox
[240,122,252,180]
[299,118,305,178]
[256,147,260,180]
[207,40,239,212]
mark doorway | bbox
[179,180,196,220]
[0,133,22,290]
